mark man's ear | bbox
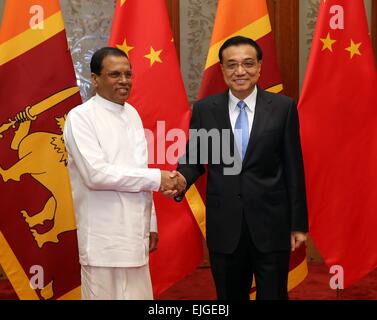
[91,73,99,89]
[220,63,226,75]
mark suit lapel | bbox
[243,88,273,164]
[210,92,243,168]
[210,91,231,131]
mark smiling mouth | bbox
[234,79,248,84]
[117,88,129,94]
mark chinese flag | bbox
[0,1,81,299]
[191,0,308,298]
[299,0,377,287]
[109,0,203,297]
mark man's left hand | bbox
[290,231,307,252]
[149,232,159,252]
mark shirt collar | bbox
[228,86,258,114]
[94,93,125,112]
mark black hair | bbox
[218,36,263,63]
[90,47,129,75]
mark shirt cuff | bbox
[148,169,161,191]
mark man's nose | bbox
[118,74,130,83]
[235,64,246,74]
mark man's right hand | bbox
[159,170,187,198]
[159,170,178,196]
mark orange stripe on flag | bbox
[205,14,271,70]
[185,185,206,237]
[0,11,65,66]
[0,0,60,43]
[266,84,283,93]
[0,232,39,300]
[287,257,308,292]
[210,0,268,45]
[57,287,81,300]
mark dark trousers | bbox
[209,216,290,300]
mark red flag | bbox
[192,0,308,297]
[109,0,203,296]
[299,0,377,287]
[0,1,81,299]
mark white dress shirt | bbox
[63,94,161,267]
[228,86,257,135]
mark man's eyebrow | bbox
[225,58,256,62]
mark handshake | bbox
[159,170,187,199]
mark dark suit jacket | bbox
[177,87,308,254]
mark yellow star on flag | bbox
[120,0,127,6]
[320,33,336,52]
[117,38,134,55]
[144,46,163,66]
[345,39,362,59]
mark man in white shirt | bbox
[63,47,178,300]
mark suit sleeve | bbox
[283,100,309,232]
[177,102,206,189]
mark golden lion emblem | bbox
[0,88,79,248]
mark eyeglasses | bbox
[223,60,259,72]
[103,71,133,80]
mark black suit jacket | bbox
[177,87,308,254]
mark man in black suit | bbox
[172,36,308,300]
